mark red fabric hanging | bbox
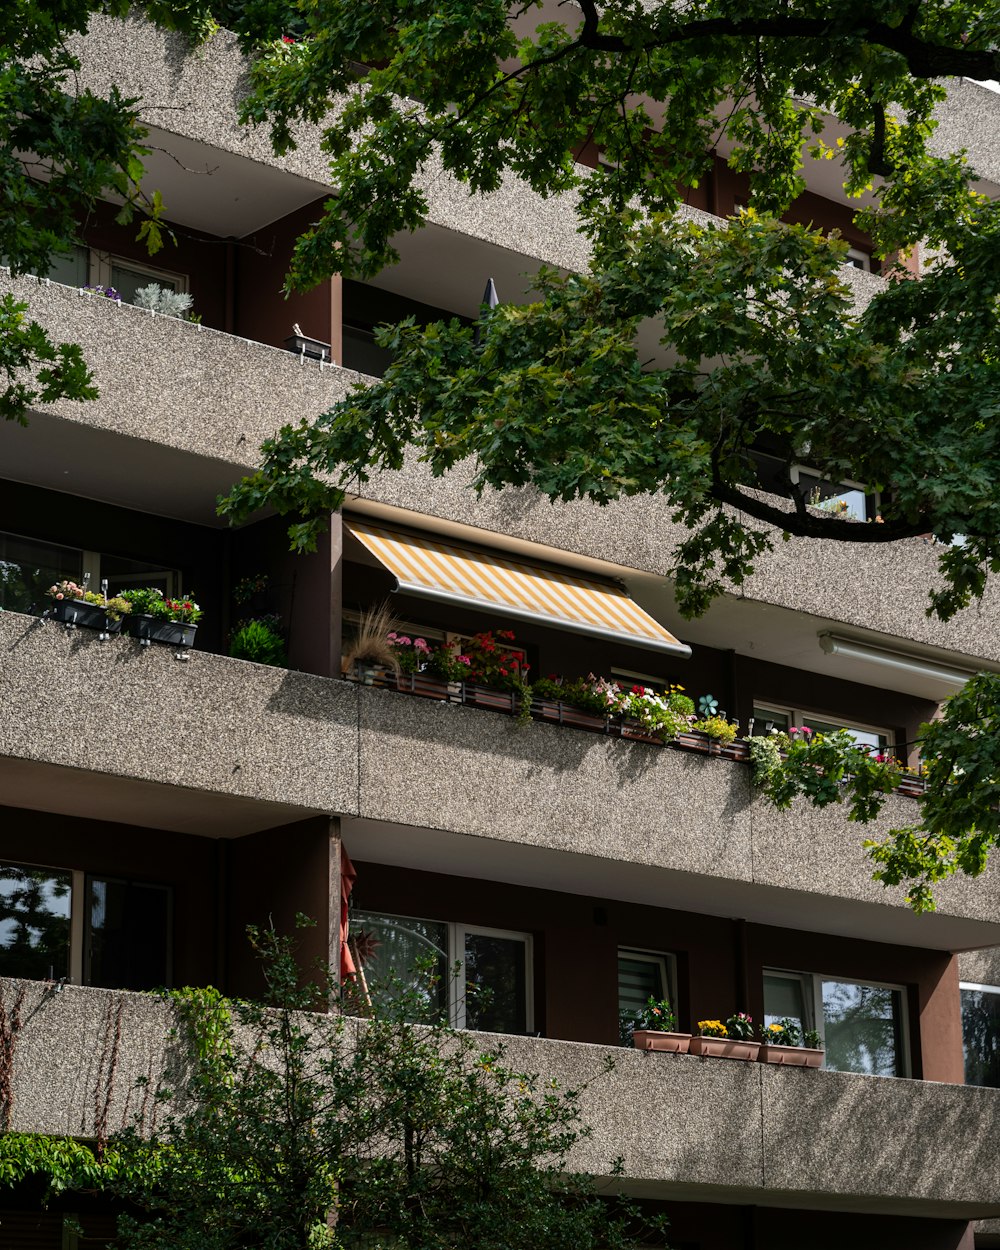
[340,843,358,982]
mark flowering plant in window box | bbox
[690,1015,760,1061]
[628,996,692,1054]
[758,1018,824,1068]
[45,581,129,635]
[387,632,433,674]
[122,587,202,649]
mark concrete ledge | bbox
[8,979,1000,1217]
[4,270,362,466]
[354,685,1000,940]
[0,610,359,816]
[3,622,998,932]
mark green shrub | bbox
[229,617,288,668]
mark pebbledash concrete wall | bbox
[6,978,1000,1218]
[3,608,999,933]
[13,269,1000,667]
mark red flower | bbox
[282,34,295,43]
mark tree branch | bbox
[710,476,928,543]
[572,11,1000,81]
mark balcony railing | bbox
[345,668,930,800]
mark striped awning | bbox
[346,518,690,657]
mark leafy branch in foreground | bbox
[97,922,669,1250]
[221,206,1000,622]
[748,674,1000,913]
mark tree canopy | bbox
[7,2,1000,907]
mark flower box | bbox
[48,598,122,635]
[392,671,457,701]
[619,719,661,745]
[127,615,198,649]
[758,1044,824,1068]
[633,1030,692,1054]
[468,685,517,712]
[688,1036,760,1061]
[533,699,608,733]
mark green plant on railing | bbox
[762,727,901,822]
[725,1012,755,1041]
[691,714,739,744]
[747,734,782,788]
[229,616,288,668]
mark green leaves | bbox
[0,294,97,424]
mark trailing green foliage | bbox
[2,924,669,1250]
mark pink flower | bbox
[457,655,471,665]
[397,635,411,646]
[801,726,813,736]
[414,638,430,652]
[387,632,398,641]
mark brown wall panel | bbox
[351,860,965,1081]
[235,200,333,351]
[226,815,338,998]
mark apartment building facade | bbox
[4,14,1000,1249]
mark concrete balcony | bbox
[0,270,361,523]
[9,267,1000,672]
[2,610,999,941]
[0,609,357,834]
[8,978,1000,1219]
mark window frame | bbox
[617,946,678,1013]
[350,908,534,1035]
[453,923,534,1034]
[90,249,189,298]
[959,980,1000,1088]
[764,965,910,1077]
[751,702,891,752]
[790,464,877,522]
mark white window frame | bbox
[453,923,534,1034]
[845,246,871,271]
[617,947,678,1010]
[765,966,910,1076]
[611,668,668,692]
[90,250,189,295]
[752,702,891,750]
[351,909,533,1035]
[790,465,875,521]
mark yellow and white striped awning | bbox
[346,518,690,657]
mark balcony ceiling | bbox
[139,126,329,236]
[0,757,322,837]
[342,814,1000,953]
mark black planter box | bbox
[127,614,198,648]
[48,598,122,634]
[284,332,331,362]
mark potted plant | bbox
[627,996,691,1054]
[228,615,288,668]
[689,1013,761,1061]
[122,587,202,648]
[758,1019,824,1068]
[342,602,401,684]
[44,580,130,638]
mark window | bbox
[0,861,171,990]
[960,982,1000,1087]
[352,910,533,1034]
[764,968,908,1077]
[618,948,676,1015]
[0,530,83,614]
[1,243,88,286]
[751,703,890,753]
[791,466,874,522]
[0,862,72,981]
[87,876,171,992]
[89,250,187,306]
[844,246,872,271]
[618,948,677,1042]
[0,529,181,613]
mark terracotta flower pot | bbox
[758,1044,824,1068]
[633,1031,692,1054]
[689,1036,760,1061]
